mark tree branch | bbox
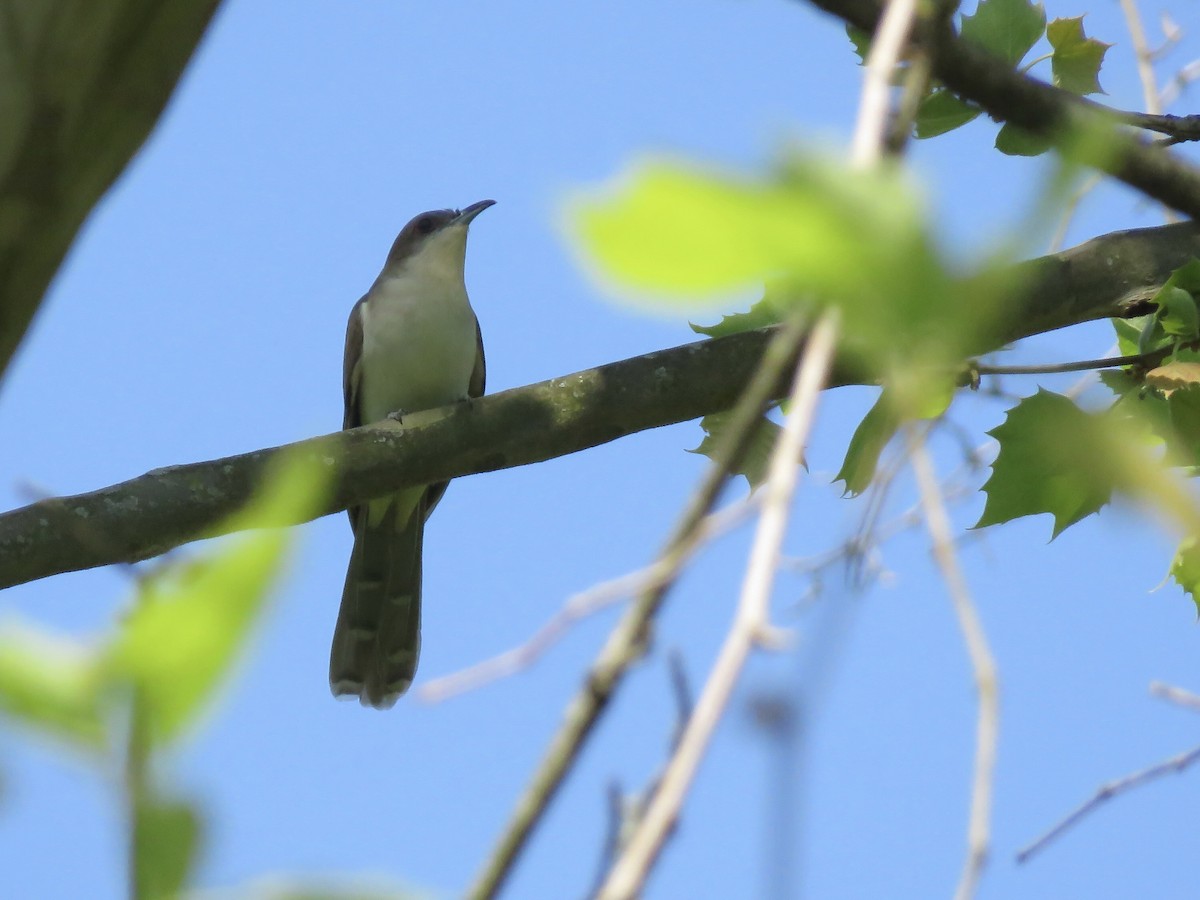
[805,0,1200,218]
[0,0,223,387]
[1,222,1198,590]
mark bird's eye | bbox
[416,215,437,235]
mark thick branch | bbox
[0,0,221,386]
[1,222,1198,590]
[806,0,1200,219]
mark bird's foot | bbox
[386,409,410,424]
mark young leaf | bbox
[133,794,201,900]
[995,122,1055,157]
[1156,286,1200,339]
[103,453,329,746]
[689,412,783,489]
[959,0,1047,66]
[1047,17,1111,95]
[915,89,982,139]
[836,392,901,497]
[976,389,1115,537]
[0,623,105,749]
[1111,317,1145,357]
[846,24,871,64]
[691,297,781,338]
[1170,536,1200,615]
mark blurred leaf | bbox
[960,0,1046,66]
[976,389,1115,537]
[1170,536,1200,615]
[0,622,105,749]
[691,297,781,338]
[915,89,981,139]
[103,453,329,746]
[134,794,201,900]
[573,154,1007,384]
[995,123,1054,156]
[689,412,783,489]
[1047,17,1110,95]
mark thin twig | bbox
[851,0,919,166]
[596,313,840,900]
[970,349,1166,378]
[418,496,758,702]
[1150,680,1200,713]
[908,431,998,900]
[1120,0,1161,116]
[1016,743,1200,863]
[466,314,814,900]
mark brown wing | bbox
[343,296,366,431]
[469,315,486,398]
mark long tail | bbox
[329,493,425,709]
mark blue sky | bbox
[3,1,1200,898]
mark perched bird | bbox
[330,200,493,708]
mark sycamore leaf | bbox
[915,89,982,138]
[1170,536,1200,615]
[689,412,783,489]
[134,794,201,900]
[0,623,105,750]
[1157,286,1199,339]
[976,389,1116,537]
[995,122,1055,156]
[691,297,780,338]
[836,393,901,497]
[1111,317,1144,357]
[960,0,1047,66]
[1047,17,1111,95]
[1147,362,1200,391]
[103,453,328,746]
[846,25,871,64]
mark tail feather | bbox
[330,493,425,709]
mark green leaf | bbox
[0,622,105,749]
[1170,535,1200,615]
[915,89,982,138]
[1165,258,1200,295]
[103,453,329,746]
[691,296,781,338]
[1111,317,1144,357]
[976,389,1115,537]
[846,24,871,64]
[960,0,1047,66]
[1157,286,1199,339]
[1047,17,1111,95]
[133,795,201,900]
[689,411,782,489]
[836,392,901,497]
[995,122,1055,156]
[572,154,1008,383]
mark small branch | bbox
[852,0,919,165]
[1150,680,1200,713]
[466,314,816,900]
[1016,742,1200,864]
[1119,0,1162,118]
[909,431,998,900]
[596,314,839,899]
[417,497,757,702]
[969,350,1161,378]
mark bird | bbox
[330,199,494,708]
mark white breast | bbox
[358,264,478,424]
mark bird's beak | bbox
[454,199,496,226]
